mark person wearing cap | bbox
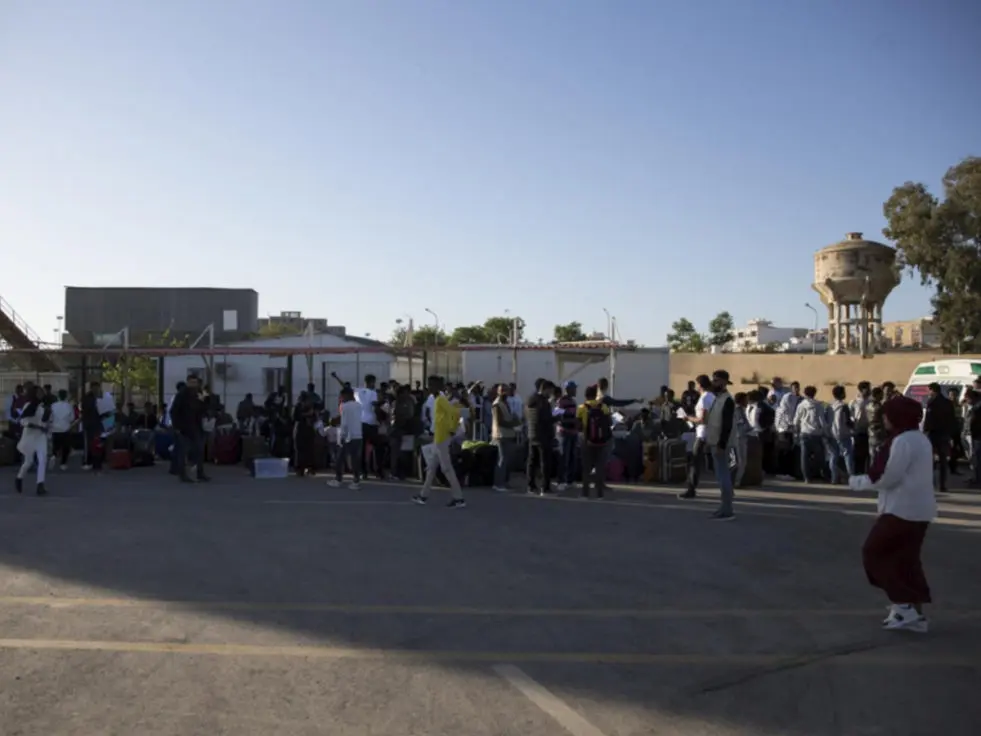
[555,381,580,491]
[705,370,737,520]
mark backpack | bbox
[585,404,612,445]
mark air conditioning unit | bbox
[214,362,235,379]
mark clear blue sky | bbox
[2,0,979,345]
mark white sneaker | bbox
[556,483,568,492]
[348,482,361,490]
[492,486,509,493]
[82,465,92,471]
[326,479,341,488]
[883,604,928,632]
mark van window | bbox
[913,365,936,375]
[905,385,930,405]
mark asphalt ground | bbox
[0,463,979,736]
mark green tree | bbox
[883,156,981,352]
[258,321,300,337]
[553,321,588,343]
[450,325,491,345]
[667,318,707,353]
[707,311,735,348]
[389,324,448,347]
[101,329,188,394]
[483,315,524,344]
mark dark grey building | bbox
[64,287,259,345]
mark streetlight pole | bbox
[804,303,818,355]
[396,316,415,385]
[602,307,611,340]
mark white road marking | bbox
[493,663,608,736]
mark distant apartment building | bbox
[882,317,941,349]
[726,319,810,352]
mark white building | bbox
[161,333,396,413]
[726,319,810,353]
[462,345,669,401]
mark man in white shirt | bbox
[328,387,364,489]
[774,381,801,479]
[49,390,75,470]
[355,374,379,477]
[679,375,714,500]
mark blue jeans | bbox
[712,446,734,514]
[799,434,824,482]
[494,438,514,488]
[558,433,579,484]
[826,436,855,484]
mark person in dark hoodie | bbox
[524,378,559,495]
[170,375,210,484]
[923,382,957,493]
[80,381,106,473]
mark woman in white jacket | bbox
[851,395,937,632]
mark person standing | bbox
[491,384,520,492]
[170,376,210,484]
[524,379,557,495]
[923,382,957,494]
[793,386,825,484]
[826,385,855,484]
[413,375,466,508]
[850,381,872,473]
[15,384,50,496]
[705,370,737,520]
[555,381,580,491]
[49,389,75,471]
[328,387,363,489]
[774,381,802,479]
[678,375,714,500]
[80,381,105,473]
[854,395,937,632]
[732,392,750,487]
[577,384,613,499]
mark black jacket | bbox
[80,391,102,433]
[524,392,557,444]
[924,394,957,437]
[170,387,205,436]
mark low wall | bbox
[668,352,979,392]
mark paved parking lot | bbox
[1,465,979,735]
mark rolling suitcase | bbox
[658,437,687,484]
[131,430,155,467]
[642,441,660,483]
[155,430,174,460]
[740,435,764,487]
[213,429,242,465]
[108,448,132,470]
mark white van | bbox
[903,359,981,405]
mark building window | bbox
[263,368,286,395]
[222,310,238,331]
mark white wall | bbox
[162,334,394,414]
[462,349,669,401]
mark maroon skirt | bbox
[862,513,931,605]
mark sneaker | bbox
[326,479,341,488]
[411,494,428,505]
[447,498,467,509]
[348,482,361,490]
[678,490,696,500]
[82,464,92,471]
[711,510,736,521]
[556,483,568,492]
[492,486,509,493]
[59,465,68,471]
[776,474,795,482]
[883,604,928,632]
[36,483,47,497]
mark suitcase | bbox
[155,430,174,460]
[213,430,242,465]
[108,448,132,470]
[740,435,764,487]
[658,438,687,484]
[606,455,625,483]
[642,441,660,482]
[469,444,497,487]
[131,430,155,467]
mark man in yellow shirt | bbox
[577,384,614,498]
[413,375,467,508]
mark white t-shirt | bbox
[339,401,364,443]
[49,401,75,433]
[694,392,715,440]
[355,387,378,425]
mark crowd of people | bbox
[6,367,977,634]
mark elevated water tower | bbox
[812,232,899,356]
